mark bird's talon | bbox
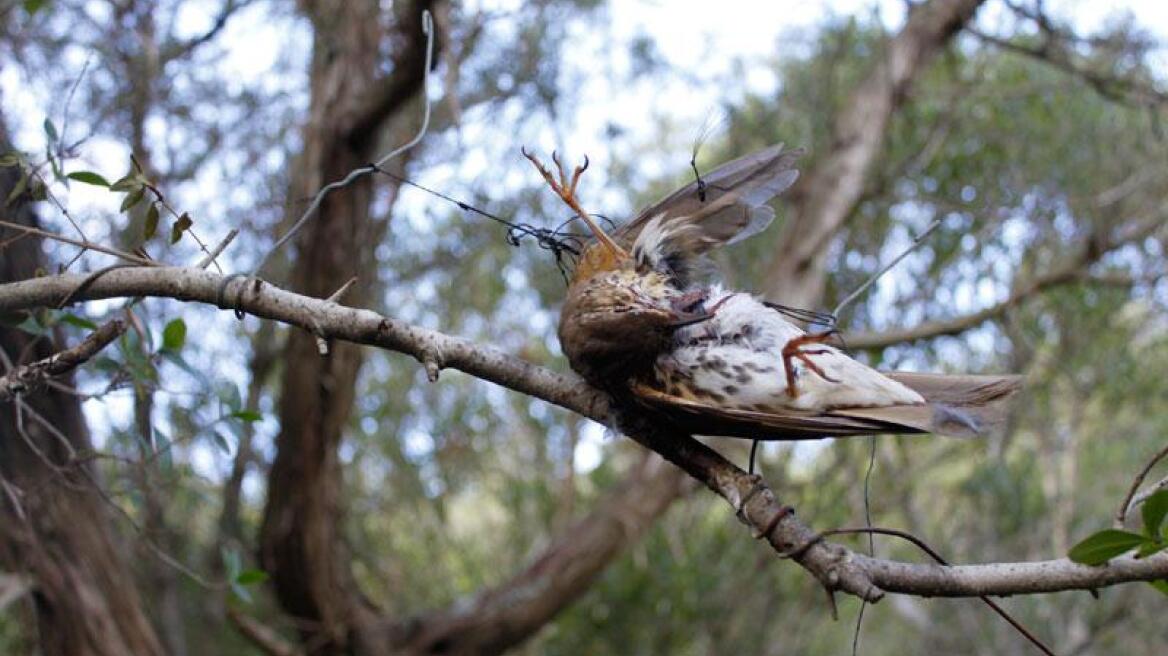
[781,331,839,398]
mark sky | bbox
[2,0,1166,477]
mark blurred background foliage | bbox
[1,0,1167,654]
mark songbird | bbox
[523,144,1019,440]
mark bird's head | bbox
[558,265,710,386]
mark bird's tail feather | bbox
[831,373,1022,438]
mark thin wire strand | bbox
[852,437,878,655]
[373,166,586,283]
[249,10,435,279]
[832,218,943,320]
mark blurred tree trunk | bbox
[258,1,436,652]
[0,118,165,656]
[763,0,987,306]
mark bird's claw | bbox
[521,147,628,258]
[781,330,841,398]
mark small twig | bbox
[832,218,942,320]
[325,276,358,304]
[196,229,238,270]
[0,220,157,267]
[1131,474,1168,509]
[143,185,224,273]
[33,172,90,270]
[227,606,304,656]
[0,474,27,523]
[1116,441,1168,527]
[250,9,434,279]
[0,320,126,401]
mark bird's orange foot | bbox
[521,147,589,209]
[521,147,627,258]
[781,331,841,398]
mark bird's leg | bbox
[781,331,841,398]
[521,147,628,259]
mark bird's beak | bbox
[669,311,715,328]
[667,290,714,328]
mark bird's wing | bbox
[618,143,804,252]
[628,373,1021,441]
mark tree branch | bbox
[0,320,125,401]
[3,266,1166,601]
[968,26,1168,110]
[845,218,1166,349]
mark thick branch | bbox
[2,266,1166,599]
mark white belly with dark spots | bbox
[655,292,924,411]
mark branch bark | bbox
[4,266,1166,601]
[0,319,124,401]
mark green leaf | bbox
[144,203,160,239]
[161,318,187,351]
[211,430,233,455]
[13,314,46,336]
[221,546,242,578]
[29,178,47,200]
[1136,540,1166,558]
[23,0,46,16]
[153,430,173,469]
[66,171,110,187]
[235,569,269,586]
[219,383,243,413]
[230,410,262,423]
[60,313,98,330]
[169,212,193,244]
[1141,489,1168,539]
[230,582,253,603]
[109,174,139,192]
[1068,529,1150,565]
[120,187,145,213]
[6,172,28,206]
[0,152,20,167]
[43,117,58,144]
[1150,580,1168,597]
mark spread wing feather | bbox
[618,143,804,252]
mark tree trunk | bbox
[258,2,434,652]
[0,119,165,656]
